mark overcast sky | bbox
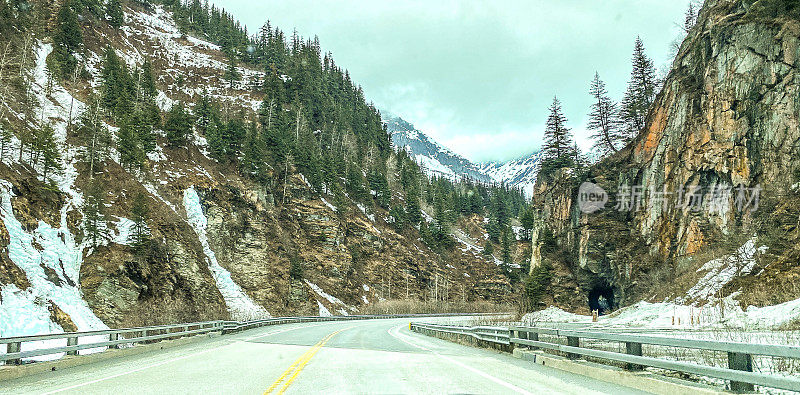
[212,0,690,163]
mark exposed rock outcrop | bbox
[530,0,800,312]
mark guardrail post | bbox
[727,352,755,393]
[516,329,529,349]
[566,336,580,359]
[109,333,120,349]
[66,336,78,356]
[7,341,21,365]
[625,342,643,370]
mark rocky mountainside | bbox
[382,114,491,183]
[528,0,800,316]
[0,1,517,337]
[480,152,543,198]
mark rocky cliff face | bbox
[530,0,800,313]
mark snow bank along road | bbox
[0,317,646,394]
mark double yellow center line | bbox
[263,329,344,394]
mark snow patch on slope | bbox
[112,217,137,245]
[304,280,355,315]
[119,6,264,108]
[523,238,792,330]
[317,301,332,317]
[0,180,108,360]
[320,197,337,212]
[678,238,766,303]
[183,187,269,320]
[523,297,800,330]
[0,44,111,355]
[415,154,456,179]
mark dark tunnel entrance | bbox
[588,285,615,315]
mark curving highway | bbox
[1,317,647,394]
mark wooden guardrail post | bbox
[728,352,755,392]
[7,341,21,365]
[566,336,580,359]
[66,336,78,356]
[625,342,643,370]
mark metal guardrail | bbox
[410,323,800,393]
[0,313,502,365]
[0,321,225,364]
[410,322,510,345]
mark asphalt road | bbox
[1,317,648,394]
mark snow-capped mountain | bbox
[480,151,543,198]
[381,111,542,195]
[382,113,492,183]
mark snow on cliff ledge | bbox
[183,187,270,320]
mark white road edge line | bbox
[387,324,534,395]
[42,322,335,394]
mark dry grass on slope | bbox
[362,299,514,315]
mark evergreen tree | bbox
[117,119,144,172]
[0,124,13,161]
[100,47,135,120]
[37,125,62,180]
[519,206,535,241]
[501,228,517,282]
[620,37,657,139]
[52,0,83,79]
[588,72,622,157]
[137,60,161,128]
[106,0,124,28]
[132,109,156,154]
[194,94,215,136]
[114,64,135,119]
[406,183,422,226]
[295,128,322,191]
[83,179,105,248]
[369,164,390,209]
[130,192,150,253]
[494,193,509,227]
[346,163,367,203]
[205,118,225,160]
[501,229,513,265]
[485,217,501,243]
[240,122,269,183]
[221,117,246,161]
[389,205,406,232]
[541,96,574,167]
[164,103,192,147]
[683,3,698,33]
[525,261,553,307]
[482,239,494,259]
[224,57,241,89]
[77,96,112,176]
